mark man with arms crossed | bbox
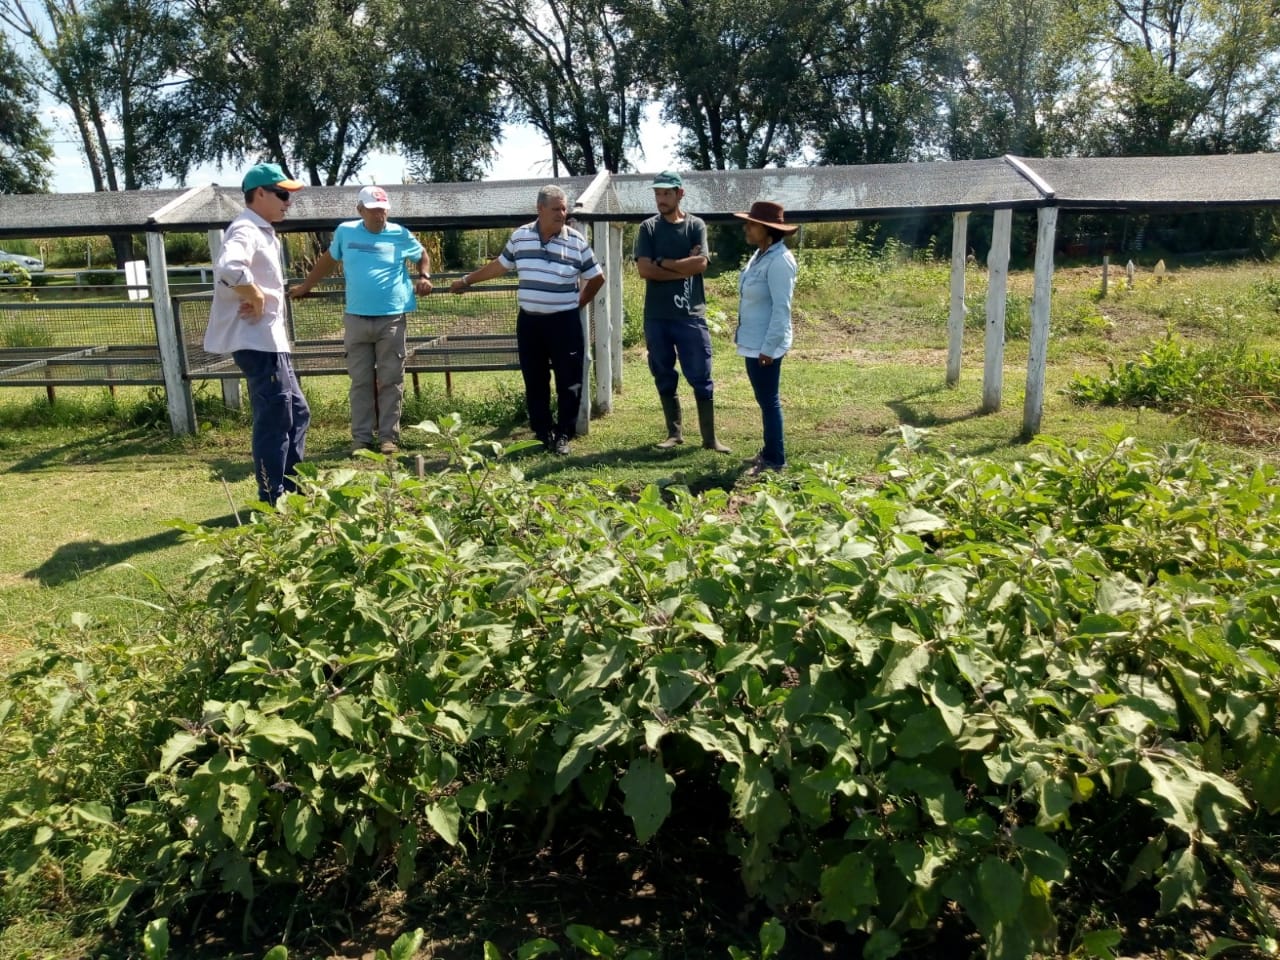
[205,162,309,506]
[634,170,730,452]
[449,185,604,455]
[290,185,431,455]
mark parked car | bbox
[0,248,45,280]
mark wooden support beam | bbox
[947,212,969,387]
[1023,206,1059,436]
[982,209,1013,413]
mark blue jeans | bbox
[233,350,310,505]
[745,356,784,468]
[645,315,714,401]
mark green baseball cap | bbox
[649,170,683,189]
[242,162,304,192]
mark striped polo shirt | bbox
[498,222,603,314]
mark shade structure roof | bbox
[604,159,1044,223]
[1012,154,1280,210]
[1,153,1279,239]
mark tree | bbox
[945,0,1101,159]
[484,0,646,175]
[0,0,182,264]
[640,0,833,170]
[387,9,504,183]
[160,0,504,187]
[1088,0,1280,155]
[812,0,955,165]
[0,0,181,192]
[0,33,52,192]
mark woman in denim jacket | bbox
[733,201,798,475]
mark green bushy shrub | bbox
[1068,332,1280,413]
[3,426,1278,957]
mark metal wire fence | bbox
[0,298,163,386]
[1,278,599,396]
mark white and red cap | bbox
[357,185,390,210]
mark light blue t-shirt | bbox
[329,220,425,316]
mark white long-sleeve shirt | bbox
[204,208,293,354]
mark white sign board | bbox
[125,259,148,300]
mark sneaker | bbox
[379,440,399,455]
[350,441,371,457]
[552,434,571,456]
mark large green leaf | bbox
[426,798,461,847]
[158,730,204,772]
[816,851,877,922]
[283,799,321,858]
[620,757,674,843]
[978,856,1024,923]
[1157,847,1206,913]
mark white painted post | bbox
[982,209,1013,413]
[1023,206,1058,437]
[592,222,613,415]
[947,212,969,387]
[146,230,196,435]
[1101,255,1109,298]
[609,222,624,393]
[207,227,241,410]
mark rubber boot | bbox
[657,395,684,448]
[696,396,731,453]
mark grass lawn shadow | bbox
[2,426,180,473]
[885,384,990,429]
[24,513,239,587]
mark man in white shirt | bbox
[449,185,604,455]
[205,162,308,505]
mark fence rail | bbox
[0,280,543,393]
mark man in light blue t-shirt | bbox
[291,186,431,454]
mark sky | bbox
[45,103,683,194]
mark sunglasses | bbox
[263,186,293,202]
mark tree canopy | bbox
[1,0,1278,195]
[0,31,51,193]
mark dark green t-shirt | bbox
[634,213,708,320]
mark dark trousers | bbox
[645,314,714,401]
[745,356,785,468]
[516,307,584,440]
[233,349,310,505]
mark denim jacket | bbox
[735,241,797,359]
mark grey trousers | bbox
[344,311,407,444]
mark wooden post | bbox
[1101,255,1109,298]
[609,222,624,393]
[947,212,969,387]
[1023,206,1059,437]
[146,229,197,435]
[982,209,1012,414]
[591,221,613,415]
[207,227,241,411]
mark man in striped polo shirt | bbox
[450,185,605,455]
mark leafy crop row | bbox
[2,423,1278,957]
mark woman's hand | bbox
[758,353,773,366]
